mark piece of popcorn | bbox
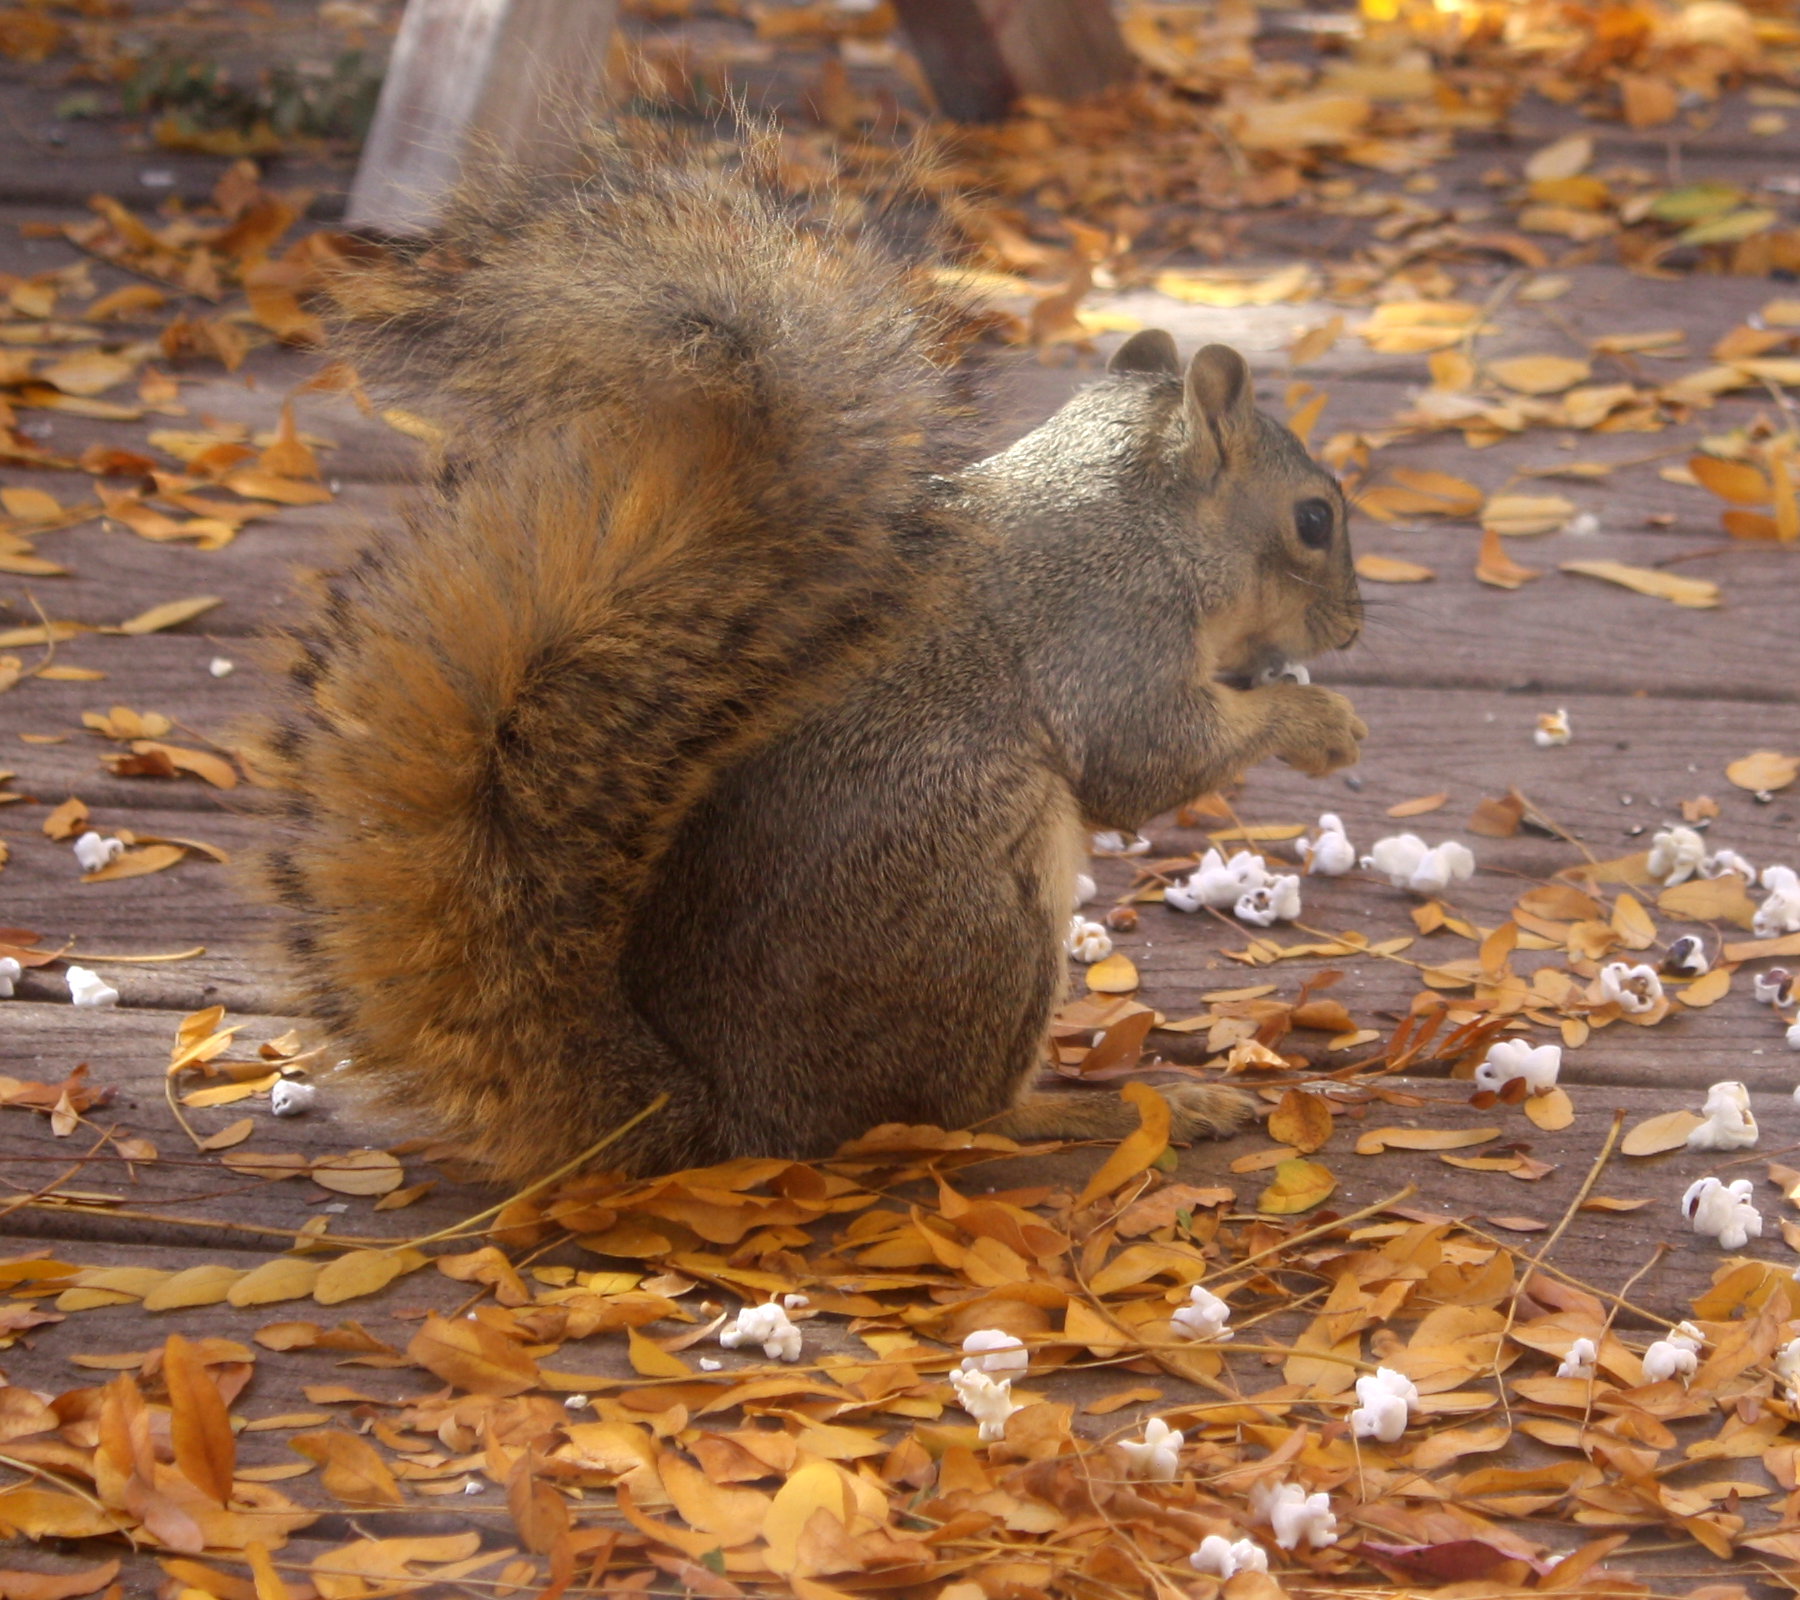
[1298,814,1356,876]
[949,1368,1020,1442]
[209,657,235,677]
[1754,969,1793,1005]
[0,956,19,999]
[1252,1480,1338,1551]
[1166,848,1268,914]
[1788,1022,1800,1052]
[1073,872,1097,908]
[1777,1335,1800,1406]
[1682,1174,1762,1249]
[1235,874,1301,927]
[1363,834,1475,894]
[1556,1337,1598,1379]
[960,1328,1028,1377]
[1348,1367,1419,1444]
[67,965,118,1008]
[1254,660,1310,686]
[1534,708,1572,747]
[719,1301,802,1362]
[1757,866,1800,939]
[1474,1037,1562,1095]
[1190,1535,1269,1578]
[1662,936,1709,977]
[72,831,125,874]
[783,1293,809,1309]
[1641,1323,1702,1384]
[1093,831,1150,857]
[1648,826,1706,887]
[1171,1283,1233,1342]
[1599,961,1663,1014]
[270,1079,317,1116]
[1686,1081,1758,1152]
[1118,1416,1184,1481]
[1701,848,1754,880]
[1363,832,1427,884]
[1066,917,1113,963]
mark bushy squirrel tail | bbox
[257,124,974,1178]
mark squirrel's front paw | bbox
[1271,686,1366,777]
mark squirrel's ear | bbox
[1183,343,1256,473]
[1107,328,1180,377]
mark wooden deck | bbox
[4,4,1800,1596]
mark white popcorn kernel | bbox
[1171,1283,1233,1342]
[1190,1535,1269,1578]
[1754,968,1793,1006]
[960,1328,1028,1377]
[1598,961,1663,1014]
[1701,848,1754,880]
[1473,1037,1562,1095]
[1641,1322,1702,1385]
[1788,1022,1800,1052]
[1348,1367,1419,1445]
[1254,660,1310,687]
[1568,512,1599,535]
[1363,832,1426,883]
[1073,872,1097,908]
[1066,917,1114,963]
[1363,834,1475,893]
[1662,936,1709,977]
[1092,831,1150,857]
[270,1079,317,1116]
[782,1293,809,1309]
[1556,1337,1598,1379]
[698,1357,721,1371]
[1777,1335,1800,1406]
[718,1300,802,1362]
[66,965,119,1008]
[1648,825,1706,887]
[563,1393,589,1411]
[0,956,20,998]
[1534,708,1572,747]
[462,1478,482,1495]
[1166,848,1268,914]
[1119,1416,1184,1481]
[1251,1480,1338,1551]
[949,1368,1020,1442]
[73,831,125,874]
[1682,1174,1762,1248]
[1298,813,1355,876]
[1235,873,1301,927]
[208,657,235,678]
[1686,1081,1758,1152]
[1757,866,1800,939]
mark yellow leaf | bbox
[110,596,223,636]
[1726,750,1798,793]
[40,350,137,397]
[1677,967,1732,1007]
[164,1333,235,1503]
[1611,892,1657,949]
[1075,1082,1172,1209]
[81,844,186,882]
[1489,355,1591,395]
[226,1257,322,1307]
[1355,1126,1501,1155]
[1256,1157,1336,1214]
[406,1311,540,1395]
[1525,133,1593,182]
[1482,494,1575,536]
[310,1148,404,1196]
[1267,1088,1333,1154]
[1560,560,1719,608]
[1085,953,1139,994]
[627,1325,694,1378]
[197,1117,254,1152]
[289,1429,404,1506]
[1690,455,1773,505]
[142,1263,245,1311]
[1356,553,1435,583]
[1620,1108,1704,1156]
[1523,1087,1574,1131]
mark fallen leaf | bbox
[1267,1088,1334,1154]
[1726,750,1798,793]
[1357,1126,1502,1155]
[1256,1157,1336,1214]
[1356,553,1435,583]
[1621,1108,1704,1156]
[1561,560,1719,608]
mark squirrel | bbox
[257,125,1367,1184]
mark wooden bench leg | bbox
[890,0,1134,122]
[347,0,619,234]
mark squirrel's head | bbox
[1103,330,1363,684]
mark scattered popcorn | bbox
[66,965,118,1008]
[1757,866,1800,939]
[1641,1322,1702,1384]
[1682,1174,1762,1249]
[1598,961,1663,1013]
[719,1300,802,1361]
[698,1357,721,1371]
[1662,936,1709,977]
[1754,969,1793,1005]
[1252,1480,1338,1550]
[783,1293,808,1309]
[563,1393,589,1410]
[1171,1283,1233,1342]
[1778,1335,1800,1406]
[1349,1366,1419,1444]
[1686,1081,1758,1152]
[1190,1536,1269,1579]
[1557,1337,1598,1379]
[1363,833,1475,894]
[1093,831,1150,856]
[0,956,19,998]
[462,1478,482,1495]
[949,1368,1021,1442]
[1647,825,1706,887]
[1235,874,1301,926]
[208,657,235,678]
[1073,872,1097,908]
[1534,708,1572,747]
[1254,660,1310,686]
[72,831,125,873]
[1567,512,1599,535]
[1298,813,1355,875]
[961,1328,1029,1377]
[270,1079,317,1116]
[1788,1022,1800,1051]
[1119,1416,1184,1481]
[1066,917,1114,963]
[1701,848,1755,880]
[1473,1037,1562,1095]
[1165,848,1268,913]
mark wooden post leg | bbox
[347,0,619,235]
[889,0,1133,123]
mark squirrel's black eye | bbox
[1295,498,1334,551]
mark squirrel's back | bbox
[258,126,978,1178]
